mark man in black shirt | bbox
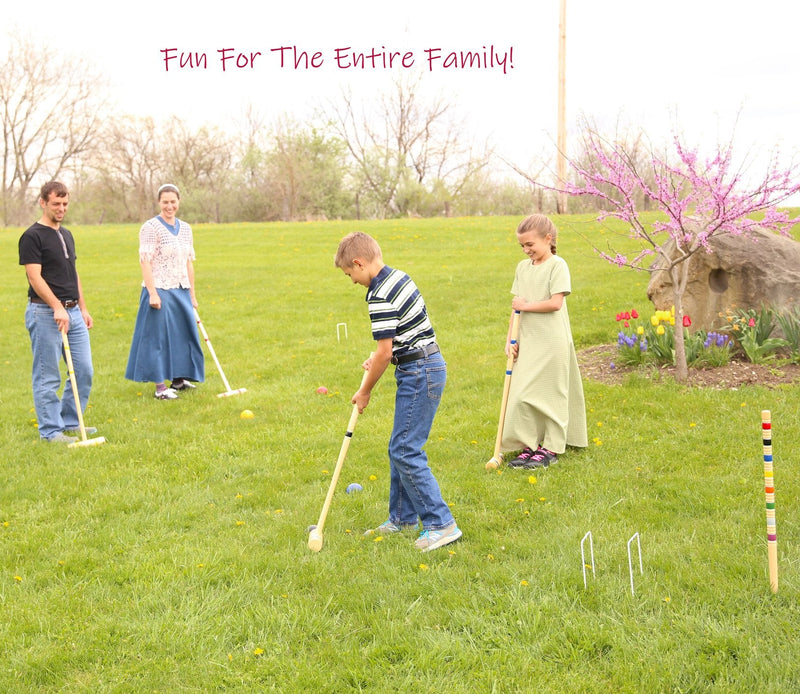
[19,181,97,443]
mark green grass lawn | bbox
[1,215,798,692]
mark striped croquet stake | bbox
[762,410,778,593]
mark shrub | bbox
[720,306,788,364]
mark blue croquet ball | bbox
[346,483,363,494]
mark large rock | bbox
[647,228,800,331]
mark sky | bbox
[4,0,800,178]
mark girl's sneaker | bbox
[507,447,536,467]
[522,448,558,469]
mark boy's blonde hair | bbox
[335,231,383,268]
[516,214,558,255]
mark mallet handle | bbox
[492,310,521,461]
[61,330,89,442]
[308,354,373,552]
[194,309,234,393]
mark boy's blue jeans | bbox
[387,351,454,531]
[25,302,93,440]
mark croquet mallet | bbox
[308,354,373,552]
[61,330,106,448]
[194,309,247,398]
[485,309,521,470]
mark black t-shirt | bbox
[18,222,80,301]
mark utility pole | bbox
[557,0,568,214]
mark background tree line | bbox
[1,33,662,226]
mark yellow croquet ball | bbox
[240,410,255,419]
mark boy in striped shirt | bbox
[335,232,461,552]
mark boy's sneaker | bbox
[507,447,536,467]
[415,522,462,552]
[363,520,416,537]
[171,379,196,391]
[154,387,178,400]
[521,448,558,469]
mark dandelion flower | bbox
[520,580,529,586]
[419,564,429,571]
[254,648,265,656]
[528,475,537,485]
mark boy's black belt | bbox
[30,297,79,308]
[391,343,440,365]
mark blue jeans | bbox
[387,352,454,531]
[25,302,93,440]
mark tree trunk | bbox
[670,263,690,383]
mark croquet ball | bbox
[316,386,328,395]
[240,410,254,419]
[346,483,363,494]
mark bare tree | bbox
[87,116,163,222]
[326,74,492,218]
[0,33,107,224]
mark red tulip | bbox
[631,309,639,319]
[682,315,691,327]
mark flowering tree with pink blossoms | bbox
[562,127,800,382]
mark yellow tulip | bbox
[657,325,665,335]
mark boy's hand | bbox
[352,389,371,413]
[352,339,392,413]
